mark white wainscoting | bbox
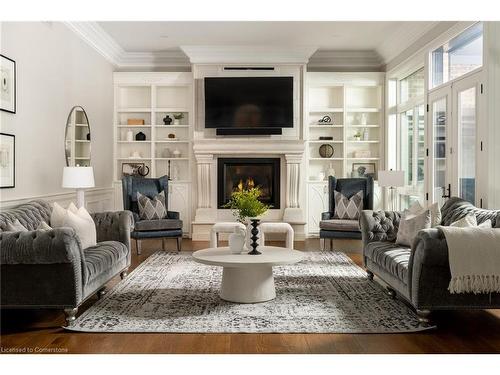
[0,187,116,213]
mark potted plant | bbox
[223,187,271,255]
[353,130,362,141]
[173,112,184,125]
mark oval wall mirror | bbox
[65,106,91,166]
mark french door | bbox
[428,71,482,206]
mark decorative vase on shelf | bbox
[163,115,172,125]
[363,128,369,141]
[318,171,326,181]
[135,132,146,141]
[327,163,336,177]
[126,130,133,142]
[360,113,368,125]
[248,219,261,255]
[173,119,180,125]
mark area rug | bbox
[67,251,433,333]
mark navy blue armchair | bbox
[122,175,183,254]
[319,176,374,248]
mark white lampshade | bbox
[378,170,405,188]
[62,166,95,189]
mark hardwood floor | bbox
[1,238,499,354]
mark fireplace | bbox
[217,158,280,209]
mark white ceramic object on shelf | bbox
[327,163,336,177]
[173,149,181,158]
[173,119,180,125]
[126,130,134,142]
[363,128,369,140]
[130,151,142,158]
[318,171,326,181]
[228,226,246,254]
[360,113,367,125]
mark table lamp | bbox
[62,166,95,208]
[378,170,405,211]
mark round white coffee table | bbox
[192,246,304,303]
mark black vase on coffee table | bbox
[248,219,261,255]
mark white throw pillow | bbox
[396,209,432,247]
[450,214,477,227]
[405,201,441,227]
[50,202,68,227]
[62,210,97,249]
[478,219,493,228]
[50,202,97,249]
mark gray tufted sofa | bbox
[360,197,500,323]
[0,200,133,325]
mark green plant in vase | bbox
[223,187,271,254]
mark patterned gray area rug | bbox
[67,251,433,333]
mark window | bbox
[431,23,483,88]
[388,67,426,209]
[400,69,425,103]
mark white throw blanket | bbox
[439,226,500,294]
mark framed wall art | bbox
[351,162,376,180]
[0,133,15,188]
[1,54,16,114]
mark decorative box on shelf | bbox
[127,118,145,125]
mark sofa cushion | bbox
[365,241,411,283]
[83,241,128,285]
[134,218,183,231]
[319,219,359,231]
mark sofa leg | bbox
[329,238,333,250]
[386,287,396,299]
[366,270,374,280]
[319,238,325,251]
[162,238,166,251]
[136,239,142,255]
[176,236,182,252]
[64,307,78,326]
[120,267,129,279]
[97,287,107,299]
[416,309,432,325]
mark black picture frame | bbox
[0,133,15,188]
[0,54,16,114]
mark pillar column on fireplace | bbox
[195,154,217,222]
[283,153,304,223]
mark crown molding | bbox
[376,22,440,64]
[307,50,384,71]
[181,45,318,64]
[65,22,190,68]
[64,21,124,66]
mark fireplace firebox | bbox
[217,158,280,209]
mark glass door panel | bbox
[432,97,448,207]
[457,86,477,204]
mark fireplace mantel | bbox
[193,138,305,155]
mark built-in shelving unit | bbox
[113,73,194,236]
[65,107,91,167]
[113,74,193,183]
[305,72,384,234]
[305,73,384,182]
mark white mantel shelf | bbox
[192,139,306,155]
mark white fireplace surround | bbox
[193,138,306,238]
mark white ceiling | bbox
[97,21,438,63]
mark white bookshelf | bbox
[305,72,384,235]
[113,73,194,236]
[113,73,194,183]
[305,73,384,183]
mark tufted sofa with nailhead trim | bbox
[360,197,500,323]
[0,200,133,325]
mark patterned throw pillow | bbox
[333,190,364,220]
[137,191,167,220]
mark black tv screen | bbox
[204,77,293,128]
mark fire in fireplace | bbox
[217,158,280,209]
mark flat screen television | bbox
[204,77,293,134]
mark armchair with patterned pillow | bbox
[122,175,183,254]
[319,176,374,249]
